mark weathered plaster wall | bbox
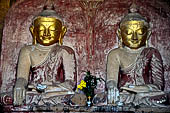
[0,0,170,93]
[0,0,11,54]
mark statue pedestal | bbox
[1,104,170,112]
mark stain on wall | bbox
[0,0,11,54]
[0,0,170,93]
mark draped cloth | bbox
[26,45,77,105]
[118,47,164,90]
[118,47,166,106]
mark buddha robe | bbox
[118,47,164,90]
[118,47,166,106]
[26,45,77,105]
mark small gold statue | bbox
[106,5,166,106]
[13,6,77,106]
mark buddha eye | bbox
[49,25,59,31]
[136,28,146,35]
[38,25,45,31]
[50,27,56,30]
[123,29,133,35]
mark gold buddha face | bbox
[120,21,148,49]
[30,17,66,46]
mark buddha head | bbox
[30,7,66,46]
[117,6,151,49]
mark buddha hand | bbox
[120,85,151,93]
[13,78,27,106]
[107,87,119,104]
[106,80,119,104]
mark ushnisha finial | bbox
[120,3,149,28]
[32,0,63,23]
[43,0,55,10]
[129,2,138,13]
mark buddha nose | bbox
[43,29,51,37]
[132,32,138,40]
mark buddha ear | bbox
[30,25,36,44]
[61,26,67,37]
[147,29,151,40]
[117,28,123,48]
[145,29,151,47]
[59,26,67,45]
[117,28,122,40]
[30,25,34,35]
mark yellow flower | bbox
[77,80,86,90]
[77,84,83,90]
[80,80,86,88]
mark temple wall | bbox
[0,0,170,93]
[0,0,11,54]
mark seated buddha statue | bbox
[13,6,77,106]
[106,6,167,106]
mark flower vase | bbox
[85,87,95,107]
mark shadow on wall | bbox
[0,0,16,55]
